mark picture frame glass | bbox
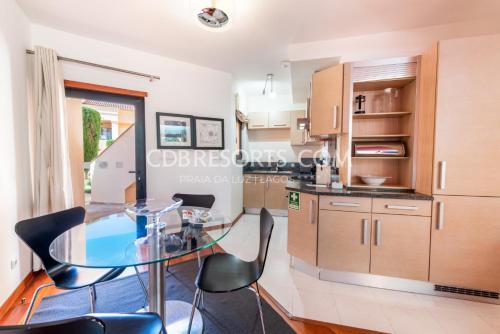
[195,118,223,148]
[158,114,192,148]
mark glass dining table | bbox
[49,198,232,334]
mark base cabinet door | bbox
[288,193,318,265]
[264,176,289,210]
[430,195,500,291]
[370,214,431,281]
[243,175,265,208]
[318,210,371,273]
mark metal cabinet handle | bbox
[386,205,418,211]
[332,105,338,129]
[309,200,315,225]
[331,202,360,207]
[266,180,270,190]
[437,202,445,230]
[273,124,287,127]
[362,219,369,245]
[375,220,381,246]
[252,124,265,127]
[439,161,447,190]
[302,130,306,145]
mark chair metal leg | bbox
[134,266,149,308]
[249,284,266,334]
[210,245,215,254]
[24,282,54,324]
[165,259,172,273]
[89,285,97,313]
[188,288,201,334]
[200,291,205,310]
[197,252,201,267]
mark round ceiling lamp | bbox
[192,0,233,31]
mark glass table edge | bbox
[48,222,234,269]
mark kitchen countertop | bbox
[286,180,433,201]
[243,170,294,176]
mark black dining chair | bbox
[169,194,217,267]
[0,312,165,334]
[188,208,274,334]
[15,207,148,324]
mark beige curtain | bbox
[29,46,74,270]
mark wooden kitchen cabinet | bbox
[370,213,431,281]
[430,195,500,291]
[247,112,268,129]
[243,175,265,208]
[310,64,344,136]
[318,210,371,273]
[268,111,290,128]
[288,192,318,266]
[264,176,289,209]
[290,110,306,145]
[432,36,500,197]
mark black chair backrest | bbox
[15,207,86,274]
[254,208,274,277]
[0,316,103,334]
[172,193,215,208]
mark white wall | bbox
[238,93,323,162]
[0,0,33,304]
[30,24,241,220]
[91,126,135,204]
[289,19,500,63]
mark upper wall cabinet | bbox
[432,36,500,197]
[268,111,291,128]
[310,64,344,136]
[247,112,269,129]
[247,111,290,130]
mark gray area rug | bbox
[31,259,296,334]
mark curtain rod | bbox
[26,49,160,81]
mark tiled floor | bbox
[214,214,500,334]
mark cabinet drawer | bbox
[319,196,371,213]
[372,198,431,216]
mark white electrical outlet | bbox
[10,259,18,270]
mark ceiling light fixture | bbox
[194,0,233,30]
[262,74,276,98]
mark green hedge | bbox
[82,106,101,162]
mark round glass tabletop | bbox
[49,205,232,268]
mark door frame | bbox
[65,85,147,200]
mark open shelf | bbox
[352,156,409,160]
[352,134,411,139]
[353,111,412,119]
[350,183,412,190]
[354,77,416,92]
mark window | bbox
[100,127,112,140]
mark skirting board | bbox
[290,256,500,305]
[244,208,288,217]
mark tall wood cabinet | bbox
[310,64,344,136]
[432,36,500,197]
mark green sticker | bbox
[288,191,300,210]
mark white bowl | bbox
[359,175,391,186]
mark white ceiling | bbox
[16,0,500,91]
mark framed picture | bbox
[156,113,194,149]
[193,117,225,150]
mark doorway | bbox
[65,85,147,212]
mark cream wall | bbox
[0,0,33,305]
[289,19,500,62]
[30,24,242,221]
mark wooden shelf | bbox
[354,77,416,92]
[352,156,409,160]
[352,134,411,139]
[353,112,412,119]
[350,183,412,190]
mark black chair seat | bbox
[196,253,260,293]
[0,312,164,334]
[50,266,125,290]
